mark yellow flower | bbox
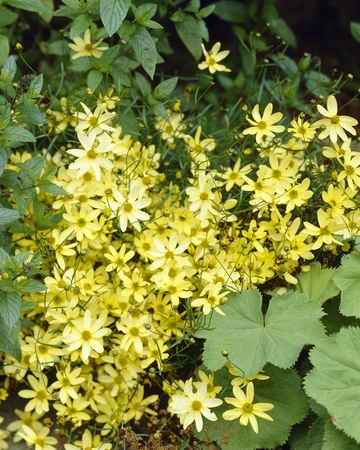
[194,371,222,398]
[64,429,112,450]
[191,282,228,316]
[18,374,53,415]
[117,315,152,353]
[183,125,216,165]
[62,206,101,242]
[67,130,114,181]
[221,158,252,191]
[53,394,91,427]
[198,42,231,74]
[62,310,111,364]
[104,243,135,272]
[73,102,115,134]
[148,232,190,271]
[124,385,159,422]
[68,28,108,60]
[303,209,344,250]
[155,110,186,143]
[313,95,358,143]
[0,417,9,450]
[18,425,57,450]
[186,172,219,220]
[222,382,274,434]
[168,378,223,432]
[6,409,43,444]
[120,268,149,303]
[337,151,360,191]
[280,178,313,213]
[243,103,285,144]
[51,365,85,404]
[287,116,317,142]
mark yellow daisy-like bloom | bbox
[0,417,9,450]
[303,209,344,250]
[64,429,112,450]
[168,379,223,432]
[243,103,285,144]
[104,243,135,272]
[62,310,111,364]
[51,365,85,404]
[313,95,358,143]
[18,374,53,415]
[221,158,252,191]
[18,425,57,450]
[68,28,108,60]
[287,116,317,142]
[186,172,219,220]
[183,125,216,165]
[222,382,274,434]
[62,206,101,242]
[67,130,114,181]
[198,42,231,74]
[191,282,228,316]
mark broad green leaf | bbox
[13,185,34,216]
[37,181,68,195]
[154,76,178,99]
[38,0,54,23]
[0,207,20,227]
[195,365,308,450]
[70,13,93,39]
[270,18,297,48]
[0,316,21,360]
[0,291,21,328]
[213,1,248,23]
[0,104,12,131]
[19,156,44,182]
[27,74,43,98]
[135,72,152,97]
[323,419,360,449]
[175,15,202,60]
[0,169,19,188]
[100,0,131,37]
[304,327,360,444]
[333,254,360,318]
[2,125,36,145]
[197,4,216,19]
[0,148,7,176]
[4,0,47,12]
[322,297,360,335]
[128,26,157,79]
[0,55,17,84]
[39,166,57,182]
[196,289,325,377]
[87,69,103,91]
[350,22,360,43]
[16,279,47,293]
[296,262,339,304]
[0,6,18,27]
[0,35,10,67]
[42,39,69,56]
[17,106,48,125]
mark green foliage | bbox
[333,254,360,318]
[100,0,131,37]
[304,327,360,444]
[350,22,360,43]
[196,364,308,450]
[296,262,340,304]
[196,289,325,377]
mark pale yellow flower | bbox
[198,42,231,74]
[243,103,285,144]
[68,28,108,60]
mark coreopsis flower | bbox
[221,158,252,191]
[222,382,274,434]
[148,232,190,271]
[198,42,231,74]
[67,130,114,181]
[62,310,111,364]
[186,172,219,220]
[194,371,222,398]
[68,28,108,60]
[243,103,285,144]
[124,385,159,422]
[191,282,228,316]
[64,429,112,450]
[62,206,101,242]
[322,138,352,159]
[104,243,135,272]
[120,268,149,303]
[18,374,53,415]
[312,95,358,143]
[337,151,360,191]
[47,229,77,270]
[18,425,57,450]
[168,379,223,432]
[280,178,313,213]
[53,395,91,427]
[51,365,85,404]
[155,110,186,143]
[117,315,153,353]
[6,410,43,444]
[110,187,151,232]
[183,126,216,165]
[228,365,270,388]
[303,209,344,250]
[287,116,317,142]
[0,417,9,450]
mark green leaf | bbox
[87,69,103,91]
[100,0,131,37]
[196,289,325,377]
[333,254,360,318]
[304,327,360,444]
[0,35,10,67]
[213,1,248,23]
[175,15,202,60]
[128,26,157,79]
[135,3,157,23]
[296,262,340,304]
[0,55,17,84]
[197,4,216,19]
[13,185,33,216]
[0,291,21,329]
[154,76,178,99]
[270,18,297,48]
[16,105,48,125]
[27,74,43,98]
[19,156,44,182]
[0,316,21,360]
[37,181,68,195]
[323,419,360,449]
[70,13,93,39]
[0,148,7,176]
[16,279,47,293]
[4,0,47,12]
[350,22,360,43]
[2,125,36,145]
[39,166,58,182]
[135,72,152,97]
[0,207,21,227]
[0,169,19,188]
[195,365,308,449]
[0,6,18,27]
[42,39,69,56]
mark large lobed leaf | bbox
[196,289,325,377]
[304,327,360,444]
[296,262,339,304]
[333,254,360,318]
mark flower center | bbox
[257,121,267,130]
[289,190,298,199]
[82,330,91,340]
[192,400,202,411]
[200,192,209,201]
[77,218,86,227]
[331,115,340,124]
[345,165,354,175]
[123,202,133,213]
[242,402,254,414]
[87,149,97,159]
